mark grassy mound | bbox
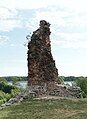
[0,98,87,119]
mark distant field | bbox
[0,98,87,119]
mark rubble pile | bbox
[0,84,81,109]
[28,82,81,98]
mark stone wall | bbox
[27,20,61,85]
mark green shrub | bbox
[0,91,5,100]
[58,76,64,84]
[11,87,20,97]
[0,77,7,84]
[5,93,12,101]
[0,82,21,105]
[76,77,87,98]
[2,84,14,93]
[0,99,4,105]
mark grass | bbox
[0,98,87,119]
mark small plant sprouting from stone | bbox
[24,33,31,47]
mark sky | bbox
[0,0,87,77]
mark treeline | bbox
[0,76,87,82]
[59,76,87,82]
[1,76,87,82]
[0,76,28,82]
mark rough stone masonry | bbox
[0,21,82,109]
[0,21,82,110]
[27,20,61,85]
[26,20,81,98]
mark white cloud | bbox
[33,8,87,30]
[0,66,27,76]
[0,0,60,10]
[0,0,87,12]
[0,19,22,32]
[0,0,87,76]
[0,35,9,45]
[52,33,87,49]
[0,0,87,48]
[27,8,87,49]
[0,0,87,32]
[34,11,66,27]
[0,7,17,20]
[25,9,71,32]
[58,61,87,76]
[65,14,87,28]
[0,7,22,32]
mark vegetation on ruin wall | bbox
[0,98,87,119]
[0,78,21,105]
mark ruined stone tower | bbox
[27,20,61,85]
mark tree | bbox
[58,76,64,84]
[0,77,7,84]
[76,77,87,98]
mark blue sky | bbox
[0,0,87,76]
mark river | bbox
[8,81,74,89]
[64,81,74,86]
[8,81,28,89]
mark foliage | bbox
[0,80,21,105]
[59,76,87,82]
[0,82,14,93]
[0,98,87,119]
[0,77,7,84]
[0,76,28,89]
[11,88,20,97]
[4,76,28,82]
[58,76,64,84]
[63,76,78,81]
[1,76,87,82]
[76,77,87,98]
